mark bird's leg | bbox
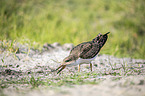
[78,64,80,72]
[90,63,92,71]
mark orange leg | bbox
[78,64,80,72]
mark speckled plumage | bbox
[56,32,110,74]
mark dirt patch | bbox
[0,43,145,96]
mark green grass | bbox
[0,72,100,89]
[0,0,145,59]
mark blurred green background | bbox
[0,0,145,59]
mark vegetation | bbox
[0,0,145,59]
[0,59,143,89]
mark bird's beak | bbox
[61,62,65,65]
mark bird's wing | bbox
[79,43,100,59]
[70,42,89,55]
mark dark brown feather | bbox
[70,32,109,59]
[79,43,100,59]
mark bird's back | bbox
[70,41,92,56]
[69,32,109,59]
[69,41,101,59]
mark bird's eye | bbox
[65,59,70,62]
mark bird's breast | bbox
[76,54,98,64]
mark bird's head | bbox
[62,55,76,66]
[92,32,110,46]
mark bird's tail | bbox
[56,65,66,74]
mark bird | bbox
[56,32,110,74]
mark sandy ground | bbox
[0,43,145,96]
